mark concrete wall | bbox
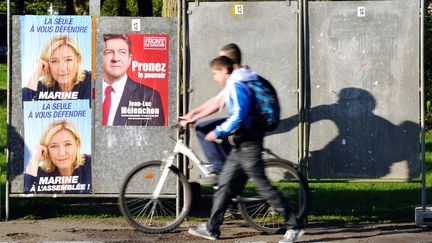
[186,1,300,181]
[93,17,178,193]
[8,16,24,193]
[307,0,420,178]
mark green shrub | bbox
[425,11,432,129]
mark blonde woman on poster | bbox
[24,119,92,194]
[22,35,91,101]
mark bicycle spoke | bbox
[239,159,309,234]
[248,203,267,220]
[128,199,151,214]
[158,200,176,220]
[119,161,192,233]
[256,206,271,224]
[144,201,155,226]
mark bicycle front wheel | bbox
[238,159,309,234]
[119,160,192,233]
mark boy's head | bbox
[210,56,234,86]
[219,43,241,65]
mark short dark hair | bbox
[210,56,234,74]
[220,43,241,65]
[103,34,132,54]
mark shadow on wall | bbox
[6,87,420,182]
[270,87,420,179]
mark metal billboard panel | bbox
[187,1,299,179]
[94,17,178,193]
[308,1,420,178]
[8,17,178,194]
[8,16,24,193]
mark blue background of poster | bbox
[23,100,92,171]
[20,16,92,88]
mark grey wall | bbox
[94,17,178,193]
[186,1,300,180]
[186,0,421,179]
[307,1,420,178]
[8,16,25,193]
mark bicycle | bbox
[118,125,309,234]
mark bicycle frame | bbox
[119,125,309,233]
[152,138,211,199]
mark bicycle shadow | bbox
[269,87,420,179]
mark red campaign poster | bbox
[127,34,169,126]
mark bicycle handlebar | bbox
[169,121,190,141]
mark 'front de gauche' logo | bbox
[144,37,167,50]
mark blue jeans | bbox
[206,139,299,236]
[195,118,231,174]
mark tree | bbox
[118,0,127,16]
[15,0,24,14]
[138,0,152,16]
[65,0,75,14]
[162,0,176,17]
[425,0,432,128]
[74,0,89,15]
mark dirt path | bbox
[1,217,432,242]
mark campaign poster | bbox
[21,15,92,102]
[20,16,92,194]
[101,33,169,126]
[23,100,92,194]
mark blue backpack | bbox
[243,76,280,132]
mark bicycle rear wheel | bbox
[119,160,191,233]
[238,159,309,234]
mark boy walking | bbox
[187,56,304,243]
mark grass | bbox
[307,182,423,223]
[0,63,6,90]
[196,181,429,224]
[0,62,6,187]
[305,131,432,224]
[197,134,432,224]
[0,95,5,214]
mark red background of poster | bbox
[127,34,169,126]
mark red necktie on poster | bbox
[102,86,114,125]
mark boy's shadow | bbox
[270,87,419,179]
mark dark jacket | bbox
[112,77,165,126]
[22,71,92,102]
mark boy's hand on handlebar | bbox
[179,114,197,128]
[205,131,218,142]
[179,119,190,128]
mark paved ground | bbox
[0,217,431,242]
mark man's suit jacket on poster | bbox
[112,77,165,126]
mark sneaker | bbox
[188,223,218,240]
[198,172,219,185]
[279,228,304,243]
[224,208,242,219]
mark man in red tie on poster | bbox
[101,34,165,126]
